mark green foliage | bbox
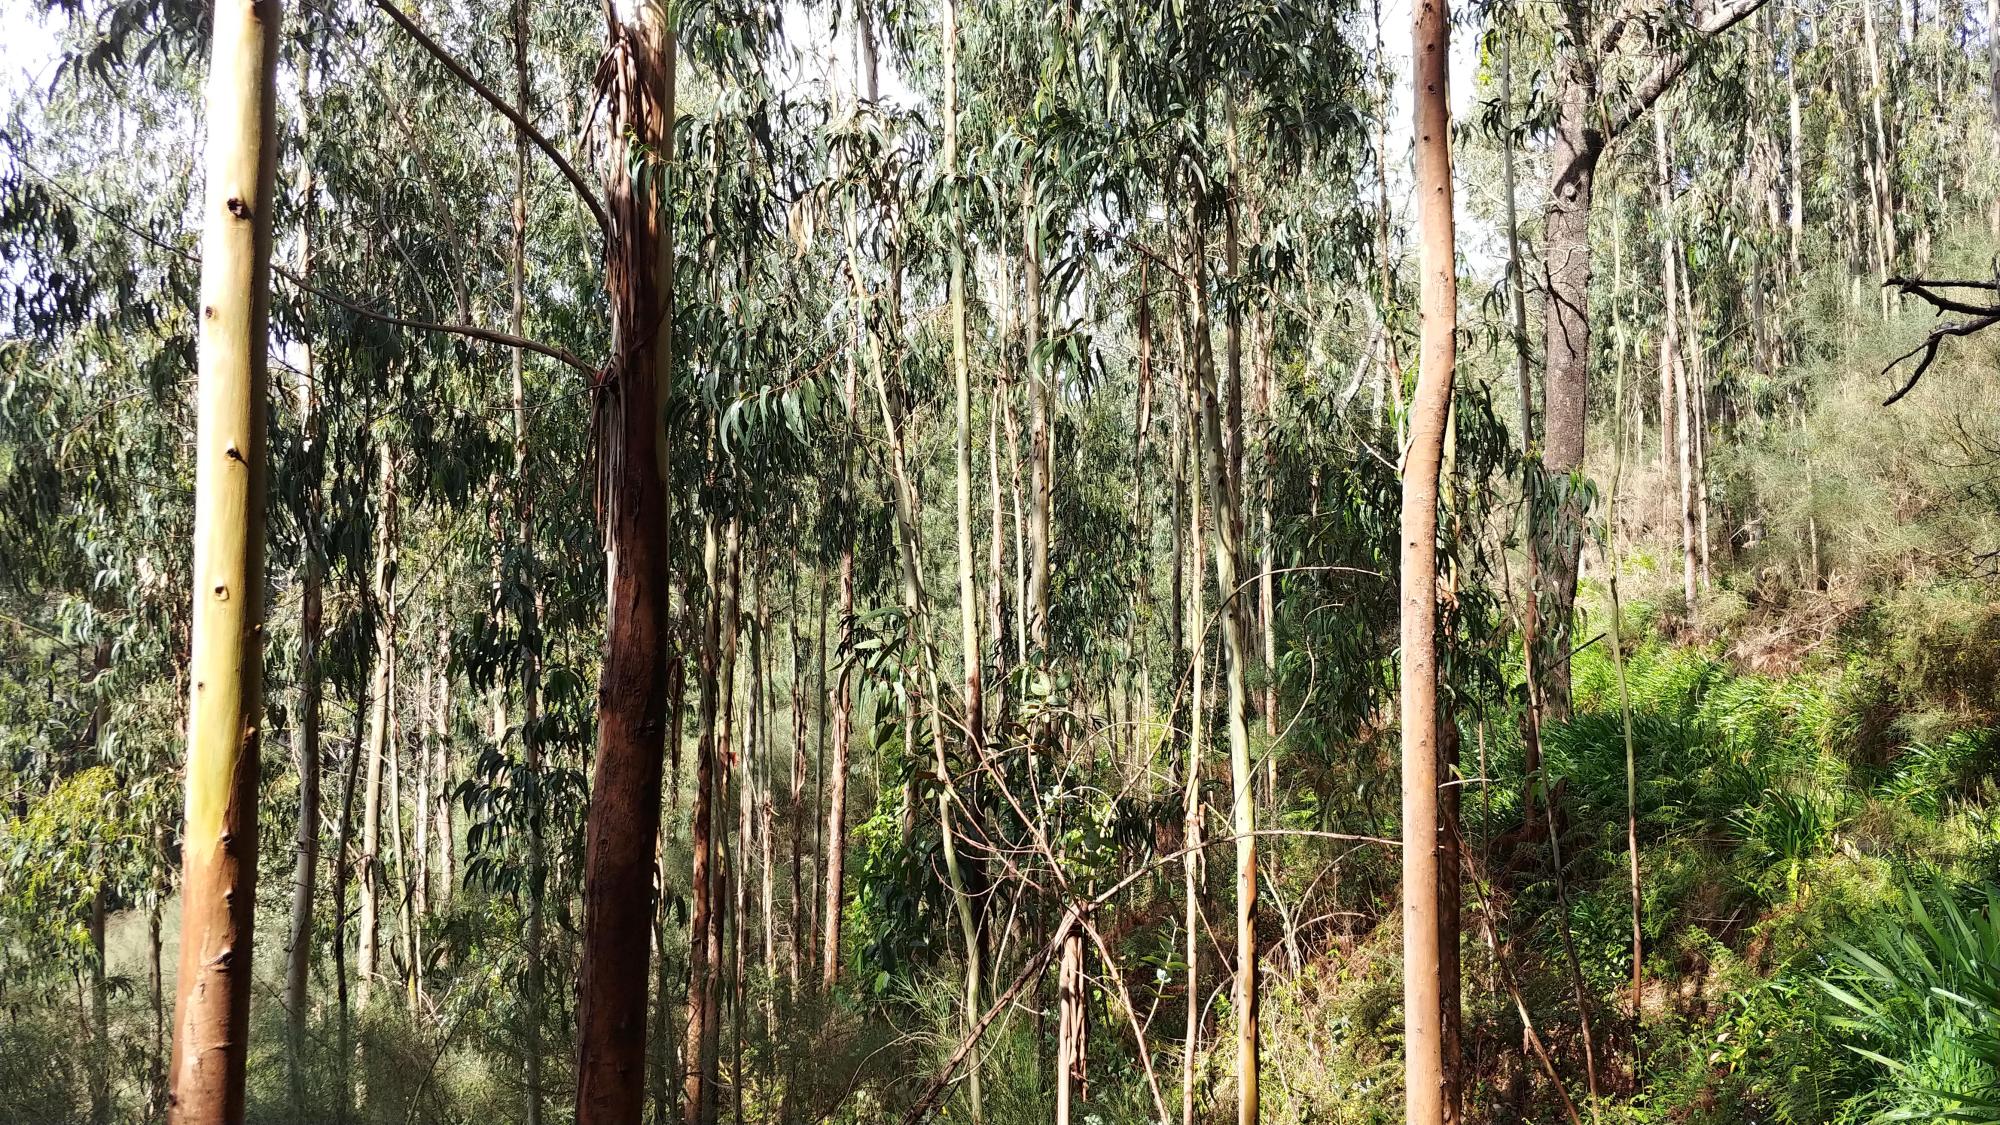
[1821,880,2000,1122]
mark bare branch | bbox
[281,266,599,377]
[894,910,1076,1125]
[369,0,611,243]
[1879,275,2000,405]
[1886,276,2000,317]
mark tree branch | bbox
[369,0,611,243]
[13,158,594,377]
[1878,280,2000,406]
[280,266,599,377]
[1599,0,1773,142]
[894,910,1075,1125]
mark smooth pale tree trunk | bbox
[1135,274,1157,756]
[432,635,453,898]
[821,10,877,987]
[1183,191,1258,1125]
[387,681,416,1008]
[1180,317,1206,1125]
[1257,319,1276,744]
[1787,1,1804,280]
[820,515,853,990]
[946,0,983,792]
[1678,259,1713,590]
[574,7,676,1122]
[1404,0,1456,1116]
[942,14,990,1116]
[357,445,399,1012]
[415,660,432,925]
[1607,215,1645,1033]
[1025,169,1051,654]
[1655,109,1698,612]
[852,114,986,1118]
[1501,31,1531,453]
[284,83,323,1115]
[787,588,806,991]
[989,362,1011,730]
[331,689,365,1125]
[1860,0,1896,296]
[755,569,778,987]
[168,0,279,1115]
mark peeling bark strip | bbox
[168,0,280,1121]
[574,9,676,1125]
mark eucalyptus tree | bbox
[166,0,281,1117]
[572,0,678,1116]
[1402,0,1458,1115]
[1535,0,1770,711]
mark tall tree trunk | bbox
[508,2,547,1118]
[357,445,399,1012]
[733,548,754,1125]
[1403,0,1457,1118]
[1501,29,1531,453]
[787,578,806,991]
[685,518,723,1125]
[1860,0,1897,298]
[1787,0,1805,281]
[709,522,741,1125]
[1677,259,1713,589]
[1184,189,1258,1125]
[432,631,453,900]
[1538,65,1601,722]
[652,652,686,1125]
[1024,168,1052,654]
[168,1,278,1115]
[89,885,111,1125]
[1656,109,1698,613]
[1135,270,1157,756]
[1607,215,1645,1042]
[820,516,853,990]
[284,79,323,1113]
[942,15,990,1118]
[415,661,432,921]
[821,6,877,985]
[387,675,416,1008]
[575,7,677,1121]
[331,685,366,1125]
[946,0,984,795]
[1180,308,1206,1125]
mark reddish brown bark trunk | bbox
[575,12,676,1124]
